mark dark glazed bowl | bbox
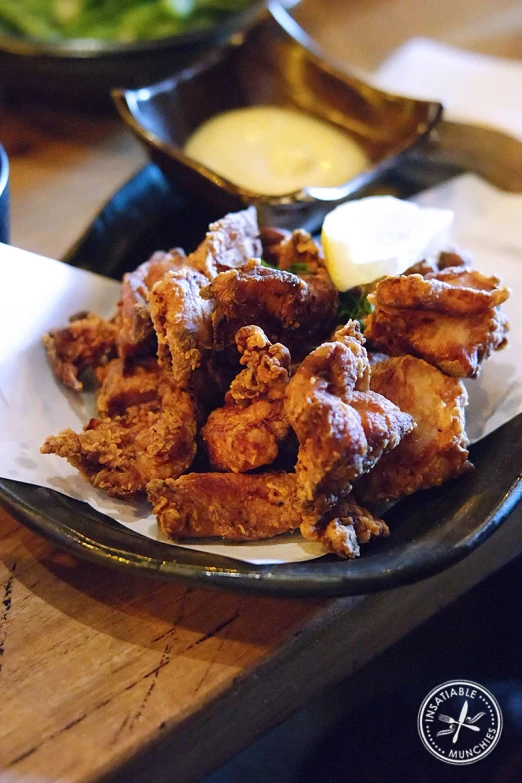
[113,1,442,231]
[0,1,267,110]
[0,143,9,244]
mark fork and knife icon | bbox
[436,700,486,743]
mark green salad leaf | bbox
[0,0,255,42]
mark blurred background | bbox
[0,0,520,256]
[0,0,520,257]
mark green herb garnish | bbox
[337,289,373,330]
[288,262,310,275]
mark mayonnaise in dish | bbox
[183,106,369,196]
[322,196,454,291]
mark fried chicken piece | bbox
[117,249,186,360]
[201,259,338,351]
[300,495,389,558]
[364,268,510,377]
[43,311,117,391]
[259,226,291,267]
[374,268,509,316]
[187,206,262,279]
[118,208,259,361]
[147,471,301,540]
[285,324,415,504]
[268,229,325,275]
[96,357,166,417]
[202,326,291,472]
[438,248,471,270]
[404,248,469,276]
[356,355,470,501]
[148,268,214,387]
[41,383,197,498]
[331,321,371,391]
[365,303,508,378]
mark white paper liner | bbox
[374,38,522,142]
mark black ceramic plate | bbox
[1,164,521,596]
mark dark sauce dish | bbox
[0,1,267,109]
[113,1,442,231]
[0,143,9,244]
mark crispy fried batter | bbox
[438,248,471,270]
[259,226,291,267]
[117,249,186,360]
[365,268,510,377]
[148,268,214,387]
[96,357,165,417]
[404,248,468,277]
[202,326,291,472]
[228,325,290,402]
[287,343,367,502]
[332,321,371,391]
[300,495,389,558]
[268,229,325,274]
[201,259,338,351]
[365,302,508,378]
[41,383,197,498]
[147,471,301,540]
[356,355,470,501]
[187,206,262,279]
[43,311,117,391]
[285,325,415,504]
[375,268,509,316]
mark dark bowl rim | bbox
[0,143,8,199]
[1,463,521,597]
[112,6,443,206]
[0,0,268,59]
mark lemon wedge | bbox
[322,196,454,291]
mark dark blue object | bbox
[0,143,9,244]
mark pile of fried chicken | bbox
[40,207,510,558]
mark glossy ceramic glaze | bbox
[114,2,442,230]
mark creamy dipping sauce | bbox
[183,106,369,196]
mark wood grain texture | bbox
[2,503,522,783]
[0,507,323,781]
[1,1,521,781]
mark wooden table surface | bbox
[1,2,522,781]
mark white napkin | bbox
[374,37,522,141]
[415,175,522,441]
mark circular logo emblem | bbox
[418,680,502,765]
